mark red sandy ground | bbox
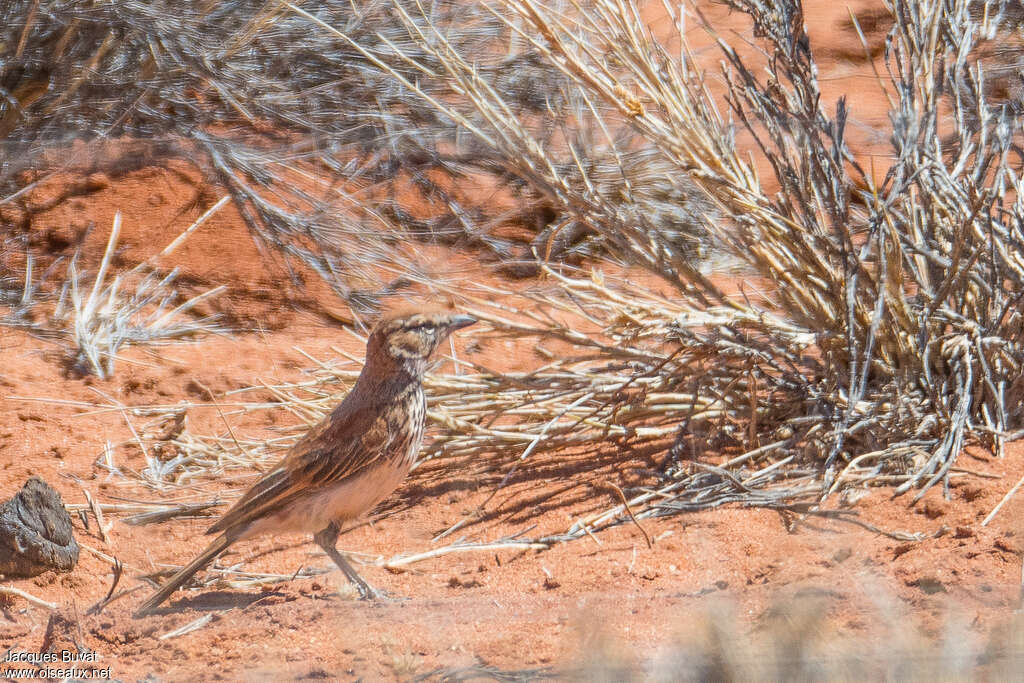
[2,1,1024,680]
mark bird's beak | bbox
[447,314,477,330]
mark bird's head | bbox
[366,310,477,376]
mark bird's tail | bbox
[134,534,231,617]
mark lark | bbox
[135,310,476,616]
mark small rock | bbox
[832,548,853,564]
[954,526,974,539]
[909,576,946,594]
[0,477,79,577]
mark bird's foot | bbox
[357,585,406,602]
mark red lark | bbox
[135,309,476,616]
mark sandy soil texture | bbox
[2,2,1024,681]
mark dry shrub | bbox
[56,212,226,378]
[318,0,1024,508]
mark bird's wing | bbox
[206,398,394,537]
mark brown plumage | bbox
[134,310,476,617]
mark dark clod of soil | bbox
[0,477,79,577]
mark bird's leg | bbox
[313,522,388,601]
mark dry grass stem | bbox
[54,212,227,377]
[0,584,57,610]
[157,613,214,641]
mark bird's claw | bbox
[358,587,406,602]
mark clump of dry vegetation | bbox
[332,0,1024,509]
[56,211,227,378]
[0,203,227,377]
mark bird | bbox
[134,309,477,617]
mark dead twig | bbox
[86,557,124,615]
[982,471,1024,527]
[606,480,653,549]
[0,584,56,610]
